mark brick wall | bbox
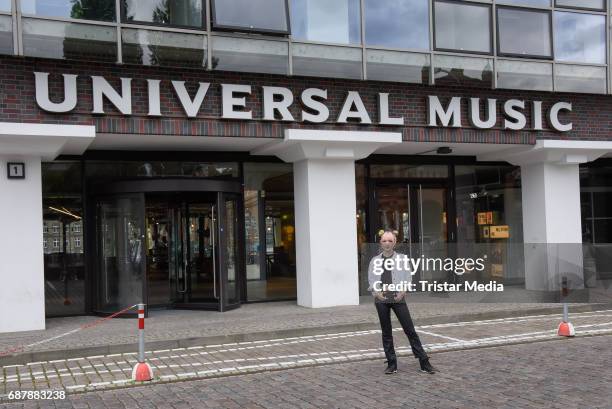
[1,56,609,145]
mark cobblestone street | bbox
[2,333,611,408]
[1,309,612,408]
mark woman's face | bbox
[380,232,396,252]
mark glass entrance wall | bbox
[243,163,296,301]
[454,165,524,284]
[96,194,145,313]
[42,162,86,316]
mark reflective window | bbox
[291,0,361,45]
[366,50,430,84]
[0,0,9,11]
[555,0,605,10]
[555,64,606,94]
[292,43,362,79]
[86,162,239,182]
[42,162,85,317]
[212,36,288,75]
[22,18,117,62]
[554,12,605,64]
[212,0,289,33]
[498,0,550,6]
[364,0,429,50]
[123,0,203,28]
[370,165,449,179]
[434,54,493,88]
[21,0,116,21]
[496,59,553,91]
[0,15,12,55]
[122,29,206,68]
[434,1,491,54]
[243,163,296,302]
[497,8,551,58]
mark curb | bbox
[1,303,611,366]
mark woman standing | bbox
[368,230,437,375]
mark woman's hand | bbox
[374,292,386,301]
[394,291,406,302]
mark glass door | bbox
[219,193,241,311]
[95,193,145,314]
[374,182,449,284]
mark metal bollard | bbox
[558,277,575,337]
[132,303,154,381]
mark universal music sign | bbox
[33,72,573,132]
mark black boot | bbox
[384,360,397,374]
[419,358,437,374]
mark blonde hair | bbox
[378,229,398,241]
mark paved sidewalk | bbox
[0,296,608,365]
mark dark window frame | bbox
[120,0,206,30]
[433,0,493,56]
[210,0,291,36]
[496,5,553,60]
[554,0,606,12]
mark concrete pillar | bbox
[520,162,583,291]
[0,156,46,332]
[0,122,95,333]
[479,140,612,292]
[252,129,401,307]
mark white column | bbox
[520,162,583,291]
[0,122,95,333]
[478,140,612,292]
[252,129,402,307]
[0,156,46,332]
[293,159,359,307]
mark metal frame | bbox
[210,0,291,36]
[432,0,494,56]
[4,0,611,94]
[120,0,207,31]
[495,5,553,60]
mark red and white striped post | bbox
[132,303,154,381]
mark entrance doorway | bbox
[371,181,454,283]
[91,179,242,314]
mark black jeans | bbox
[375,299,428,365]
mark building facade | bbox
[1,0,612,333]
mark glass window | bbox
[497,8,551,58]
[364,0,429,50]
[243,163,296,302]
[212,0,289,33]
[498,0,550,6]
[434,1,491,54]
[292,43,362,79]
[366,50,430,84]
[21,0,116,21]
[434,54,493,88]
[42,162,85,317]
[0,15,12,55]
[22,18,117,62]
[212,36,288,75]
[86,161,239,182]
[291,0,361,45]
[496,59,553,91]
[555,0,605,10]
[554,12,605,64]
[123,0,203,28]
[122,28,206,68]
[555,64,606,94]
[0,0,10,11]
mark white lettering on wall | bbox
[34,72,78,113]
[172,81,210,118]
[221,84,252,120]
[337,91,372,124]
[92,76,132,115]
[262,86,294,121]
[301,88,329,123]
[428,96,461,127]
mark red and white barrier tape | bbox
[0,304,138,358]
